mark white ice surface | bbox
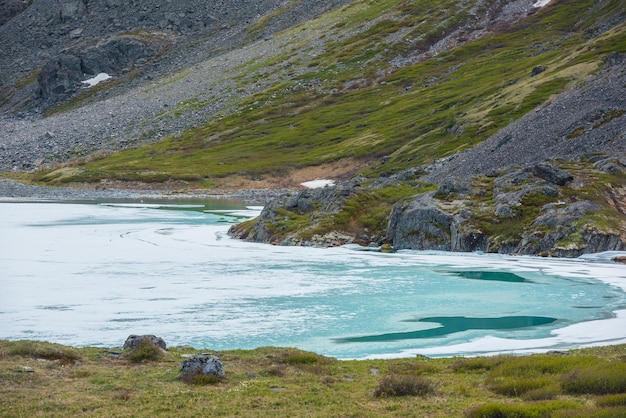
[1,202,625,359]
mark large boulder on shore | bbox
[386,193,489,252]
[387,193,454,251]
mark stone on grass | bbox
[123,334,167,352]
[180,354,225,377]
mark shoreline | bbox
[0,178,291,205]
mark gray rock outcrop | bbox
[531,163,573,186]
[37,37,162,107]
[387,194,454,251]
[180,354,225,377]
[230,178,363,245]
[387,162,625,256]
[0,0,31,26]
[123,334,167,352]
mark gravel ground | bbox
[0,178,289,204]
[424,58,626,181]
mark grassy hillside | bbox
[34,0,626,187]
[2,340,626,417]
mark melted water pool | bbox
[1,201,625,359]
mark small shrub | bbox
[488,376,553,397]
[263,364,287,377]
[125,338,163,363]
[373,374,435,398]
[553,407,626,418]
[70,369,92,378]
[388,359,437,375]
[112,388,133,401]
[465,401,579,418]
[490,355,593,378]
[283,353,321,364]
[453,356,508,373]
[522,385,560,401]
[596,394,626,407]
[562,363,626,395]
[281,350,330,366]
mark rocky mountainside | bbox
[0,0,351,170]
[1,0,625,256]
[1,0,350,111]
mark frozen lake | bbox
[1,201,625,359]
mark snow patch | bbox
[82,73,112,88]
[533,0,551,7]
[301,179,335,189]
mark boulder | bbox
[123,334,167,352]
[530,65,547,77]
[531,163,573,186]
[60,0,88,23]
[80,38,154,75]
[434,178,472,197]
[37,54,84,105]
[451,214,489,252]
[180,354,225,377]
[387,194,453,251]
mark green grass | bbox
[2,341,626,417]
[33,0,625,186]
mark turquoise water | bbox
[1,201,625,359]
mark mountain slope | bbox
[19,0,625,183]
[1,0,625,255]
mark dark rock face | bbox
[37,54,84,105]
[180,354,225,377]
[1,0,353,112]
[387,194,490,252]
[387,194,454,251]
[37,37,161,106]
[0,0,31,26]
[385,163,625,256]
[123,334,167,351]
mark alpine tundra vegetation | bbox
[2,1,626,416]
[1,0,625,255]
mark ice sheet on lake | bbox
[1,202,625,359]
